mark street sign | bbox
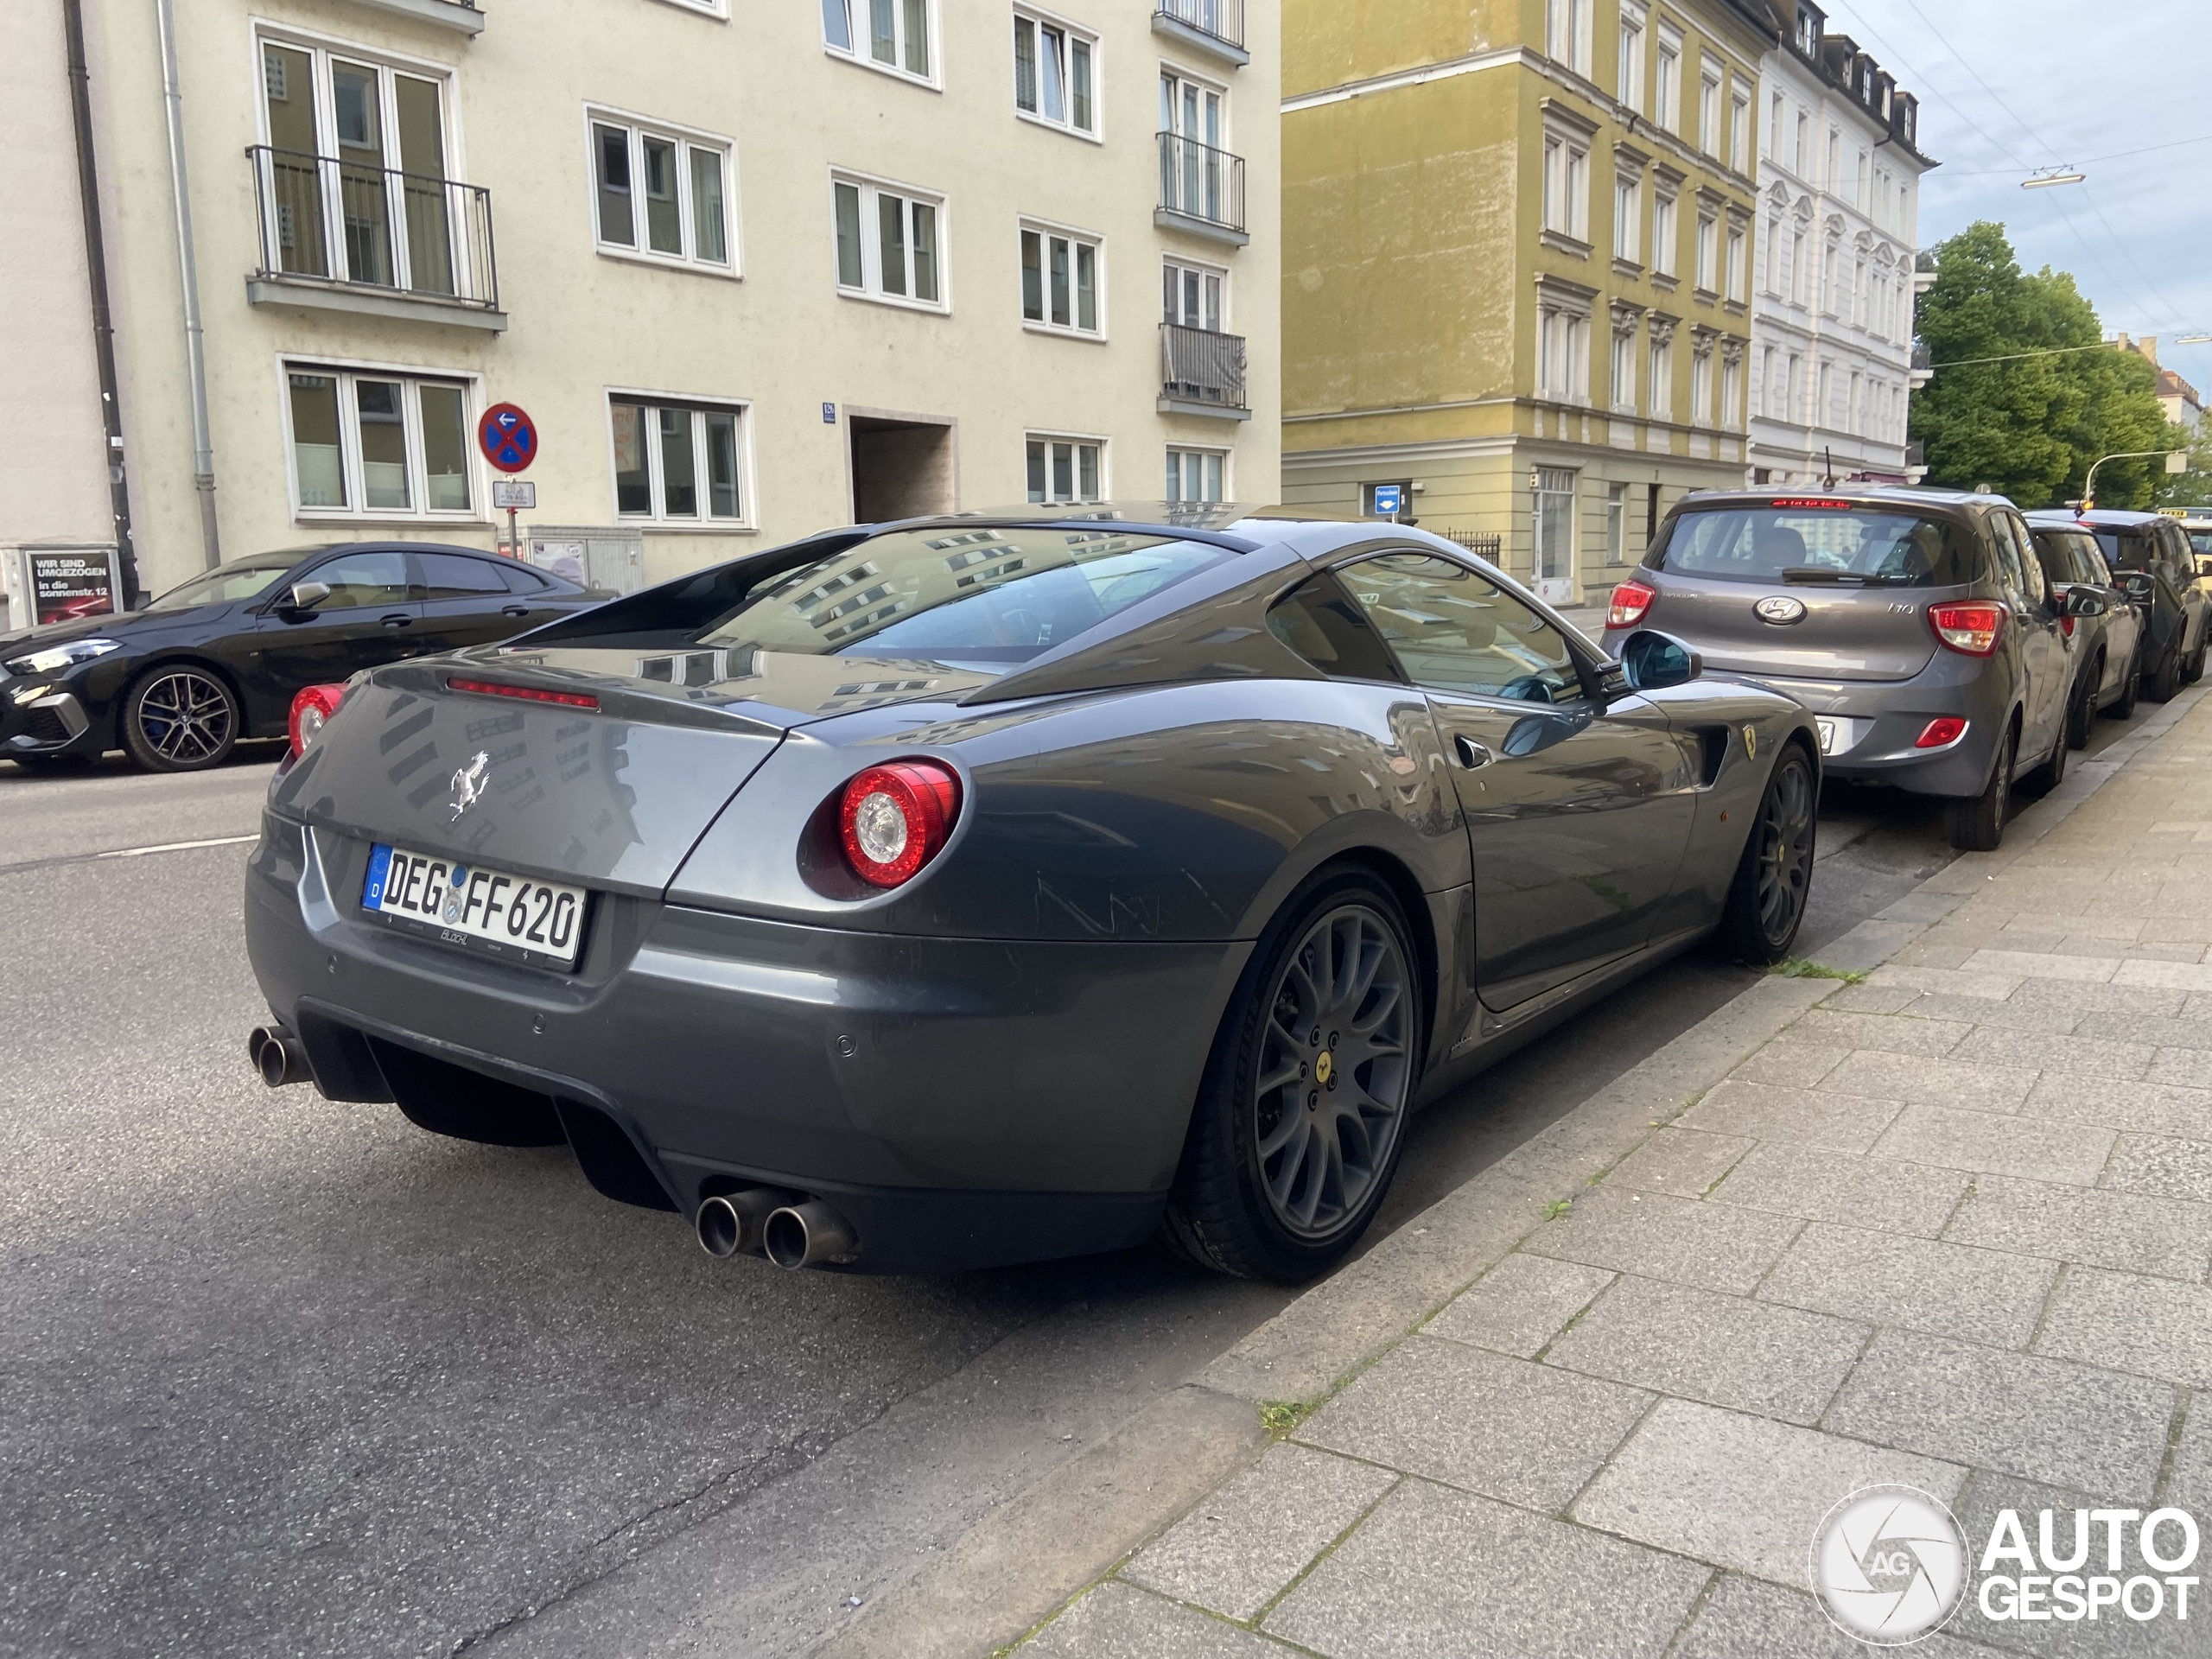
[478,403,538,474]
[823,403,837,424]
[1371,484,1403,516]
[492,479,537,511]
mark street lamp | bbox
[2082,448,2190,511]
[2022,167,2086,188]
[2178,334,2212,346]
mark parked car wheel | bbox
[2065,657,2101,750]
[1714,745,1817,963]
[1161,872,1419,1283]
[1945,724,2016,852]
[2024,717,2069,793]
[2109,652,2141,721]
[2187,637,2207,685]
[120,664,239,772]
[2145,640,2183,703]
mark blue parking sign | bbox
[1372,484,1402,516]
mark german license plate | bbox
[1815,718,1837,754]
[362,843,586,969]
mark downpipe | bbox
[248,1025,311,1088]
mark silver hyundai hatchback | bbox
[1604,487,2087,850]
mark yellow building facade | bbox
[1281,0,1778,605]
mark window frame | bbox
[583,105,739,276]
[1165,444,1230,505]
[1651,184,1679,278]
[1020,217,1106,340]
[1329,549,1589,701]
[1613,166,1642,265]
[1617,3,1646,111]
[822,0,941,89]
[829,167,951,313]
[1012,5,1101,142]
[1024,430,1108,504]
[1162,254,1230,333]
[275,353,484,525]
[649,0,728,16]
[1547,0,1593,77]
[1655,24,1682,133]
[1698,60,1722,156]
[604,388,756,530]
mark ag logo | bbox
[1811,1485,1971,1646]
[448,751,490,823]
[1756,594,1808,625]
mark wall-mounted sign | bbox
[26,547,120,625]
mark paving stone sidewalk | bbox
[1006,697,2212,1659]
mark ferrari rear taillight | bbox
[1608,580,1657,629]
[1929,602,2006,658]
[288,683,349,754]
[838,760,963,888]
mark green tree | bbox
[1910,222,2178,509]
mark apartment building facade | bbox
[1746,0,1932,486]
[1280,0,1777,606]
[4,0,1278,609]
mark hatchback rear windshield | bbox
[1647,505,1978,588]
[697,525,1235,665]
[2084,527,2160,572]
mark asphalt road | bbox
[0,717,2133,1657]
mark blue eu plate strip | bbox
[364,842,393,908]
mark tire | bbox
[2065,658,2099,750]
[1713,744,1816,964]
[2145,639,2183,703]
[1161,871,1421,1282]
[120,664,238,772]
[2189,637,2208,685]
[1945,724,2016,852]
[2109,652,2141,721]
[2024,714,2069,793]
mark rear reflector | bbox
[1928,603,2006,657]
[1916,717,1969,749]
[1608,580,1657,628]
[448,677,600,710]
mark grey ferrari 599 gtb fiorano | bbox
[243,507,1821,1281]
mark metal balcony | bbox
[1160,322,1249,418]
[1153,0,1247,65]
[1156,133,1248,245]
[246,145,504,330]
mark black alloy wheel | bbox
[1716,745,1815,963]
[1163,874,1419,1282]
[1945,723,2015,852]
[121,665,239,772]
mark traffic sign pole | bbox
[477,403,539,558]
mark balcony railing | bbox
[1154,0,1243,52]
[1157,132,1246,235]
[1160,321,1248,411]
[249,145,499,311]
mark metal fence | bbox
[1154,0,1244,49]
[1160,322,1248,410]
[249,144,499,310]
[1445,531,1504,561]
[1156,132,1246,234]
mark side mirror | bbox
[287,580,332,612]
[1616,629,1703,691]
[2063,587,2107,619]
[2117,572,2155,604]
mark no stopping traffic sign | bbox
[478,403,538,474]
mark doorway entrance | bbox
[849,416,956,523]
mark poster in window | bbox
[29,550,118,625]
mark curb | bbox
[820,685,2207,1659]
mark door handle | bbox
[501,605,531,619]
[379,613,412,628]
[1454,734,1493,769]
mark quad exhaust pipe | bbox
[248,1024,311,1089]
[696,1187,856,1269]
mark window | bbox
[589,114,733,270]
[1534,469,1577,583]
[1618,4,1645,110]
[300,550,411,610]
[1763,215,1779,293]
[283,365,474,518]
[1027,435,1103,503]
[1655,27,1681,131]
[1786,353,1804,423]
[609,395,748,523]
[1789,230,1807,305]
[1652,188,1678,278]
[1855,149,1871,208]
[1163,257,1225,331]
[1606,483,1628,563]
[831,173,944,308]
[1853,257,1867,327]
[823,0,932,82]
[1014,11,1096,136]
[1166,446,1226,503]
[1547,0,1592,75]
[1794,111,1809,175]
[1695,211,1718,293]
[1817,361,1834,428]
[1159,70,1229,224]
[1541,133,1590,242]
[1826,126,1841,189]
[1338,554,1580,699]
[416,551,512,598]
[1613,169,1641,264]
[1767,91,1783,160]
[1021,223,1101,334]
[1698,64,1721,155]
[1721,353,1740,429]
[1538,305,1590,404]
[1821,242,1839,315]
[1725,223,1745,302]
[1649,334,1675,420]
[1759,346,1776,418]
[1728,91,1749,174]
[1611,321,1637,412]
[1691,346,1713,426]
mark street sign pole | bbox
[478,403,540,559]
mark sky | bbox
[1821,0,2212,390]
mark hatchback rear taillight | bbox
[288,683,349,754]
[838,760,962,888]
[1916,717,1969,749]
[1608,580,1657,629]
[1929,603,2006,657]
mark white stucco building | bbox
[6,0,1279,610]
[1747,0,1932,487]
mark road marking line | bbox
[96,834,259,858]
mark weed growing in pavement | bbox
[1542,1198,1573,1221]
[1260,1401,1314,1437]
[1770,958,1868,983]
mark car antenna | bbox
[1822,447,1838,491]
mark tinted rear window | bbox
[2087,528,2159,572]
[1648,506,1978,588]
[2189,530,2212,558]
[2029,528,2107,586]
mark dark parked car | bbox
[244,508,1821,1282]
[0,543,595,773]
[2026,519,2142,744]
[2028,509,2210,702]
[1604,486,2079,852]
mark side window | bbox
[1337,553,1584,702]
[2007,518,2046,604]
[1266,573,1405,683]
[306,551,410,609]
[416,553,511,599]
[1986,515,2028,602]
[500,562,553,594]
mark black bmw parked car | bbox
[0,542,595,772]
